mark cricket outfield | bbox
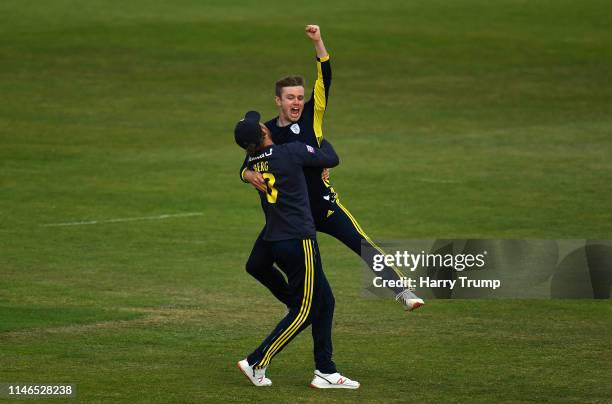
[1,1,611,402]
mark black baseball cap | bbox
[234,111,263,150]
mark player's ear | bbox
[275,96,282,107]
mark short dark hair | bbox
[275,75,305,97]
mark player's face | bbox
[276,86,305,123]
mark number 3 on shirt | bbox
[262,173,278,203]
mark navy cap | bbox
[234,111,262,150]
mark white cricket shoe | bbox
[237,359,272,387]
[309,370,360,389]
[396,290,425,312]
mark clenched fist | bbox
[305,25,322,42]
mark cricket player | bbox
[240,25,424,310]
[234,111,359,389]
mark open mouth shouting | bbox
[289,106,301,120]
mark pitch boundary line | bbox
[41,212,203,227]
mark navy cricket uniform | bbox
[241,55,411,300]
[245,140,339,374]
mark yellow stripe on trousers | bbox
[336,200,407,279]
[257,240,314,367]
[256,239,314,368]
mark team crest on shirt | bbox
[290,123,300,134]
[306,145,315,154]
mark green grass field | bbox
[1,0,611,402]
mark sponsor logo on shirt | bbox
[248,148,273,162]
[306,145,315,154]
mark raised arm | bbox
[306,24,328,59]
[305,25,331,147]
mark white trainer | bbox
[309,370,360,389]
[396,289,425,312]
[237,359,272,387]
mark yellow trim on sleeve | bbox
[313,61,327,147]
[318,54,330,62]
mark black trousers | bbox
[246,238,336,374]
[246,198,410,306]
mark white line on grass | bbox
[41,212,203,227]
